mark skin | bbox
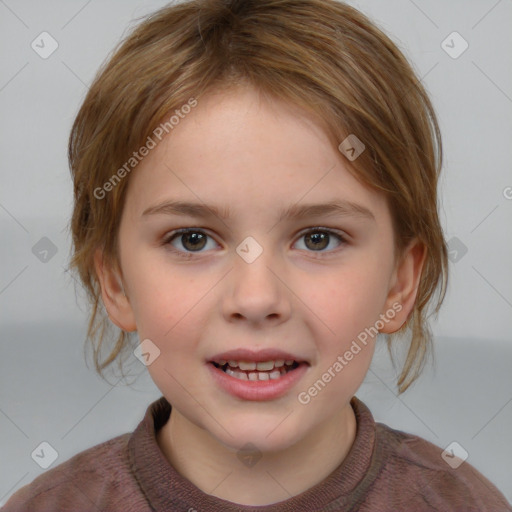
[94,85,425,506]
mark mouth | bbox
[207,356,309,401]
[210,359,301,381]
[207,349,310,400]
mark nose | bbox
[221,242,292,326]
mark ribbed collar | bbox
[128,395,382,511]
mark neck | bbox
[156,401,357,506]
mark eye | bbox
[293,228,347,253]
[163,229,218,257]
[163,227,347,258]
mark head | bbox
[68,0,448,450]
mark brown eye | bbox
[294,228,346,253]
[164,229,216,255]
[179,231,207,251]
[304,231,329,251]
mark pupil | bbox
[183,232,206,251]
[306,232,328,250]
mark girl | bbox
[4,1,511,510]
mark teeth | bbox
[220,359,296,370]
[256,360,274,371]
[223,365,292,381]
[238,361,257,371]
[225,367,248,380]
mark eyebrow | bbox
[142,199,375,223]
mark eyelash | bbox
[161,227,348,259]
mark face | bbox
[96,85,422,453]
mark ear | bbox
[379,239,426,334]
[93,248,137,332]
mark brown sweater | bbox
[2,396,511,512]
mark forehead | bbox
[122,86,389,222]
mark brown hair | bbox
[68,0,448,393]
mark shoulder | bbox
[370,422,512,511]
[1,433,149,512]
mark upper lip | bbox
[208,348,308,364]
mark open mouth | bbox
[211,360,301,381]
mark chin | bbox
[210,414,307,454]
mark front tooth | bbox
[238,361,257,371]
[256,360,274,371]
[258,372,270,380]
[269,370,281,380]
[248,372,259,381]
[274,360,285,368]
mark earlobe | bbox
[93,248,137,332]
[380,240,426,334]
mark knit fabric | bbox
[3,395,511,512]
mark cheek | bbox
[134,286,206,346]
[122,249,207,341]
[303,263,389,342]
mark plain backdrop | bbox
[1,0,511,507]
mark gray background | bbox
[1,0,511,507]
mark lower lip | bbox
[207,362,309,401]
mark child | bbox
[3,0,511,510]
